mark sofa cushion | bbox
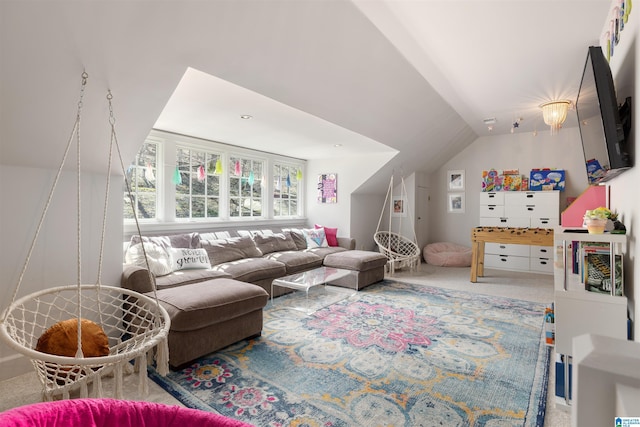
[155,269,232,290]
[151,279,268,332]
[125,242,173,277]
[263,250,323,274]
[212,258,287,283]
[200,236,262,266]
[130,232,199,249]
[253,232,297,254]
[305,246,348,258]
[324,250,388,271]
[284,228,307,250]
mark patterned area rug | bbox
[149,280,550,426]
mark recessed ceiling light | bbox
[334,144,342,147]
[240,115,252,120]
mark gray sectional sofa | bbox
[121,227,387,367]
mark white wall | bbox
[0,166,122,380]
[305,152,394,247]
[430,127,588,246]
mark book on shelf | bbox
[582,244,624,296]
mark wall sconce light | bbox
[540,100,571,135]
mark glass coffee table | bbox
[271,266,358,314]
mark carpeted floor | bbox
[0,265,571,425]
[149,278,552,426]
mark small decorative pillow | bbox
[303,228,328,249]
[168,248,211,271]
[35,318,110,358]
[124,242,173,277]
[315,224,339,247]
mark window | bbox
[124,141,158,220]
[273,163,300,217]
[175,147,221,219]
[124,130,304,227]
[229,156,263,218]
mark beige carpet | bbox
[0,265,571,426]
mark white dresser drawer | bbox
[485,254,530,271]
[506,191,559,206]
[530,245,553,258]
[530,257,553,273]
[531,217,558,228]
[505,204,556,218]
[480,204,505,217]
[480,192,505,204]
[486,242,531,257]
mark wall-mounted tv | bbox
[576,46,632,184]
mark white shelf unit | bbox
[479,191,559,274]
[553,227,628,405]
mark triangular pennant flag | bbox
[286,173,291,188]
[215,158,223,174]
[248,170,255,186]
[234,160,241,176]
[197,165,206,181]
[172,166,182,185]
[296,169,303,181]
[145,163,155,181]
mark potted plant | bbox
[583,207,614,234]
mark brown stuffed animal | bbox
[36,318,110,358]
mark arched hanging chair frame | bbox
[374,175,421,275]
[0,72,170,401]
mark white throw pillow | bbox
[125,242,173,277]
[303,228,328,249]
[168,248,212,271]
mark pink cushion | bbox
[315,224,338,247]
[423,242,472,267]
[0,398,252,427]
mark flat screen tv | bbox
[576,46,632,184]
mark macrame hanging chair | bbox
[374,175,421,275]
[0,72,171,401]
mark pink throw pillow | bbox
[315,224,338,247]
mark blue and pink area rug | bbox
[149,280,550,426]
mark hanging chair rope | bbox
[0,71,170,400]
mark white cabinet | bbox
[479,191,559,274]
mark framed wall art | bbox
[447,170,465,191]
[317,173,337,204]
[447,193,465,213]
[392,196,407,217]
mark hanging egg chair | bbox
[0,72,170,401]
[374,175,421,275]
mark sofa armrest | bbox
[337,237,356,250]
[122,264,156,294]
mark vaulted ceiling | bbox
[1,1,612,194]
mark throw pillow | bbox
[284,228,308,250]
[315,224,339,247]
[168,248,211,271]
[124,242,173,277]
[302,227,328,249]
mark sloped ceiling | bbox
[1,1,611,195]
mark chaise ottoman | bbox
[149,278,269,368]
[323,250,388,290]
